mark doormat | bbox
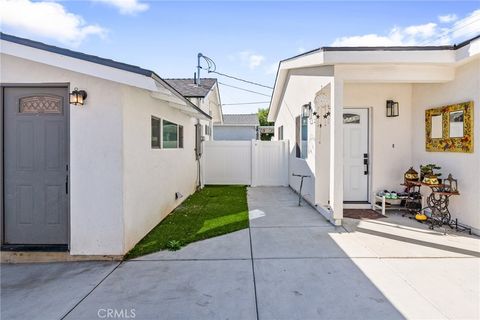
[344,209,385,220]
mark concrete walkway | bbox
[2,187,479,319]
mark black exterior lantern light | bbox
[70,87,88,106]
[302,102,312,118]
[386,100,399,117]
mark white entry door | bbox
[343,108,369,202]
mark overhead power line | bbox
[222,101,271,105]
[198,53,274,90]
[207,70,274,89]
[218,82,272,97]
[419,17,480,46]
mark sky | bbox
[1,1,479,114]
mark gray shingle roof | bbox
[164,79,217,98]
[222,114,259,126]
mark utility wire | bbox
[207,70,273,89]
[198,54,274,90]
[222,101,271,105]
[419,17,480,46]
[218,82,272,97]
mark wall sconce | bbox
[386,100,399,117]
[70,87,87,106]
[302,102,312,118]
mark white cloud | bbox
[94,0,149,15]
[238,51,265,70]
[331,9,480,47]
[297,47,306,54]
[438,14,458,23]
[451,9,480,40]
[0,0,106,47]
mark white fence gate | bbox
[204,140,289,186]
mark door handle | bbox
[363,154,369,175]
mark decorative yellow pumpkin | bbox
[415,213,428,221]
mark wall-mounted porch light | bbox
[70,87,88,106]
[302,102,312,118]
[386,100,399,117]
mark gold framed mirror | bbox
[425,101,474,153]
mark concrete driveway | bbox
[2,187,479,319]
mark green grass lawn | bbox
[125,185,249,259]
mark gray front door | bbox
[4,87,69,245]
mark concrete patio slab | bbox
[254,258,406,320]
[381,257,480,319]
[344,217,480,258]
[1,261,119,320]
[247,186,298,206]
[248,205,331,228]
[250,226,377,258]
[134,229,251,261]
[64,260,256,320]
[3,187,479,320]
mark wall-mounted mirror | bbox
[425,101,473,153]
[431,114,443,139]
[449,110,464,138]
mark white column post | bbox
[329,77,344,225]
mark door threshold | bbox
[344,201,371,204]
[344,202,372,209]
[1,244,68,252]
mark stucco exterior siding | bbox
[1,53,125,254]
[122,85,198,252]
[1,53,203,254]
[411,59,480,233]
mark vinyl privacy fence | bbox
[204,140,289,186]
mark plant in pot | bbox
[420,164,442,184]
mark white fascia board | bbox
[336,64,455,83]
[208,84,223,123]
[267,68,288,122]
[455,39,480,65]
[1,40,158,91]
[324,50,455,65]
[150,91,186,105]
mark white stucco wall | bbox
[411,59,480,232]
[122,86,199,252]
[273,70,333,206]
[1,53,204,254]
[1,54,125,254]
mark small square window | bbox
[151,116,161,148]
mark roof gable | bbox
[165,78,217,98]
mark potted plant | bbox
[420,164,442,183]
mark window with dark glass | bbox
[163,119,178,148]
[301,116,308,159]
[278,125,284,140]
[295,116,300,157]
[179,125,184,148]
[151,116,161,148]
